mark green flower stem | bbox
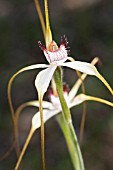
[54,67,85,170]
[57,114,84,170]
[54,67,71,123]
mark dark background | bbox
[0,0,113,169]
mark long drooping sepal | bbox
[68,57,99,101]
[54,67,85,170]
[61,61,113,95]
[14,127,34,170]
[35,64,57,170]
[14,109,50,170]
[8,63,49,124]
[44,0,52,48]
[8,64,49,157]
[38,96,46,170]
[15,100,53,124]
[68,57,99,145]
[73,94,113,107]
[14,108,59,170]
[14,100,54,155]
[15,109,51,170]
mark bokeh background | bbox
[0,0,113,169]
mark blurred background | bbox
[0,0,113,169]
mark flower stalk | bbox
[54,67,71,123]
[57,114,84,170]
[54,67,85,170]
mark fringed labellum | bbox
[38,35,69,64]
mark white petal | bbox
[71,94,87,107]
[24,100,54,109]
[61,61,113,95]
[67,96,84,109]
[68,57,99,101]
[61,61,98,75]
[70,93,113,108]
[32,109,60,130]
[18,64,49,73]
[35,65,57,97]
[15,100,54,119]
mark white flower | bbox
[34,36,113,98]
[9,1,113,169]
[10,1,113,168]
[8,36,112,125]
[9,36,112,100]
[15,57,113,131]
[14,57,113,170]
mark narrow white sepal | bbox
[61,61,98,75]
[19,64,49,73]
[62,61,113,94]
[68,57,99,101]
[72,94,86,106]
[72,93,113,107]
[15,100,54,114]
[32,109,60,130]
[35,64,57,97]
[26,101,54,109]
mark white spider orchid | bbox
[7,0,113,169]
[14,58,113,170]
[10,32,113,170]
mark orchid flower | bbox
[14,57,113,170]
[7,0,113,170]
